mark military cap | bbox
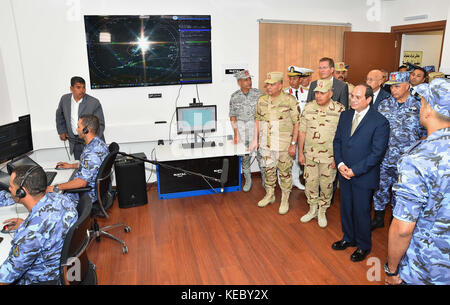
[299,67,314,77]
[264,72,283,84]
[385,71,410,85]
[335,62,349,72]
[428,72,445,81]
[423,65,435,73]
[314,79,333,92]
[234,69,253,80]
[415,78,450,118]
[287,66,302,77]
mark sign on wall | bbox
[403,51,423,66]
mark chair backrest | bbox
[93,143,119,217]
[60,193,95,285]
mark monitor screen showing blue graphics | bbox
[176,106,216,134]
[84,15,212,89]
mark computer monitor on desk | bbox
[176,105,217,149]
[0,115,33,164]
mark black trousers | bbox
[73,136,84,161]
[339,178,374,251]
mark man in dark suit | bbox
[366,69,391,110]
[307,57,349,109]
[56,76,105,160]
[332,84,390,262]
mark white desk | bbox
[0,163,75,265]
[154,139,248,199]
[155,139,247,162]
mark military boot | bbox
[317,206,328,228]
[242,172,252,192]
[257,188,275,207]
[300,204,318,223]
[371,210,385,231]
[278,190,290,215]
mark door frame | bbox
[391,20,447,69]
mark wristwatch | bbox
[384,262,399,276]
[53,185,63,194]
[291,141,296,145]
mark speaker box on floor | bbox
[114,153,148,208]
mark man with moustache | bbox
[334,62,355,99]
[248,72,300,215]
[332,84,389,262]
[371,72,427,230]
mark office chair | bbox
[59,193,97,285]
[66,142,131,254]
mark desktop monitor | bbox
[0,115,33,164]
[176,105,217,135]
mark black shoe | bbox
[371,210,385,231]
[350,248,371,262]
[332,240,357,251]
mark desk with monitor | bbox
[155,104,248,199]
[0,115,76,265]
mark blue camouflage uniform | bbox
[0,190,15,206]
[373,94,427,211]
[392,127,450,284]
[0,192,77,284]
[67,136,108,203]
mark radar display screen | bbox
[84,15,212,89]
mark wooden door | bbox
[344,32,397,85]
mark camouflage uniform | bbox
[392,127,450,284]
[300,100,345,210]
[256,91,300,193]
[67,136,109,203]
[0,190,15,206]
[373,95,427,211]
[0,192,78,284]
[229,88,265,176]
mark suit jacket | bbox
[372,88,391,111]
[56,93,105,153]
[333,107,389,190]
[307,78,349,109]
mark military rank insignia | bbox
[14,245,20,257]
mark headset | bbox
[15,165,43,199]
[81,115,96,135]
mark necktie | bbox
[295,90,298,100]
[350,113,360,136]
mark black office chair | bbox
[66,142,131,254]
[59,193,97,285]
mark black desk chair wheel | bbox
[66,142,131,254]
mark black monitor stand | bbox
[182,131,215,149]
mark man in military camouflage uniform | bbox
[371,72,427,230]
[0,165,77,284]
[298,79,345,228]
[248,72,300,215]
[47,114,109,203]
[386,78,450,285]
[229,70,265,192]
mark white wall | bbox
[439,4,450,73]
[400,31,444,69]
[1,0,386,151]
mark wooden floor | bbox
[87,177,391,285]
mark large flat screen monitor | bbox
[0,115,33,164]
[176,105,216,135]
[84,15,212,89]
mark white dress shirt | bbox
[372,88,380,105]
[71,95,83,135]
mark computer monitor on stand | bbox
[176,105,217,149]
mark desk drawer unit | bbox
[156,156,241,199]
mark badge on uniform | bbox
[14,245,20,257]
[84,161,88,168]
[398,174,402,184]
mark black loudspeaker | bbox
[114,153,148,208]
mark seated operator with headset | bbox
[0,165,77,285]
[47,114,109,203]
